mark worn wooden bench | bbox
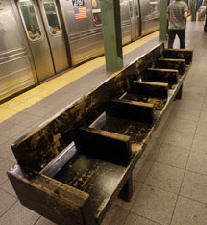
[8,44,193,225]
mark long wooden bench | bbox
[7,44,193,225]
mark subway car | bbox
[0,0,160,102]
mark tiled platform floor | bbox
[0,21,207,225]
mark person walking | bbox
[203,0,207,32]
[167,0,188,49]
[205,9,207,32]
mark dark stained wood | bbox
[123,93,167,111]
[54,153,133,223]
[163,49,193,65]
[11,44,163,172]
[8,165,97,225]
[90,112,153,144]
[7,43,193,225]
[157,58,185,75]
[108,99,154,123]
[130,81,169,98]
[175,83,183,100]
[118,173,134,201]
[40,143,78,177]
[75,128,132,166]
[143,68,179,88]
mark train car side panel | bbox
[59,0,104,65]
[0,0,36,102]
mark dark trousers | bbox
[168,29,185,49]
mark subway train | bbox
[0,0,161,102]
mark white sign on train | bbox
[72,0,85,6]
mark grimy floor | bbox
[0,21,207,225]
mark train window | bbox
[135,0,139,16]
[42,0,61,35]
[91,0,102,25]
[149,0,159,15]
[129,0,133,17]
[18,0,41,41]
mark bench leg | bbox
[175,83,183,100]
[118,173,134,202]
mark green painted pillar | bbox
[159,0,168,41]
[191,0,197,21]
[100,0,123,72]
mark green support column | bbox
[159,0,168,41]
[100,0,123,72]
[191,0,197,21]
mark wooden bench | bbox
[7,44,193,225]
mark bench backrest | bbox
[11,44,164,171]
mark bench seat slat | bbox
[163,49,193,64]
[75,127,132,166]
[108,99,154,123]
[130,81,169,98]
[157,58,186,75]
[143,68,179,88]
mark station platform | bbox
[0,20,207,225]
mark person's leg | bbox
[168,29,176,48]
[205,15,207,32]
[177,29,185,48]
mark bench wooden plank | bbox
[118,173,134,201]
[130,81,169,98]
[163,49,193,64]
[40,143,78,177]
[143,68,179,88]
[108,99,154,123]
[157,58,185,75]
[53,153,129,223]
[8,165,96,225]
[122,93,167,111]
[90,112,153,145]
[75,128,132,166]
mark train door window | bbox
[120,0,128,21]
[129,0,133,17]
[91,0,102,25]
[18,0,42,41]
[149,0,159,15]
[134,0,139,16]
[42,0,61,35]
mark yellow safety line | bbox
[0,31,159,123]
